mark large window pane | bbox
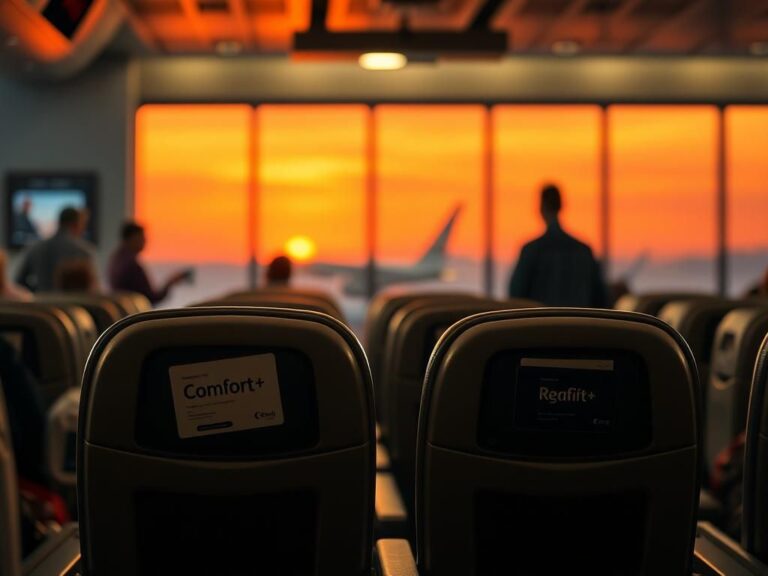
[608,105,718,293]
[726,106,768,297]
[376,105,485,294]
[258,105,368,329]
[135,104,252,307]
[493,105,602,297]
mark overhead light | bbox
[551,40,581,56]
[215,40,243,56]
[358,52,407,71]
[750,41,768,56]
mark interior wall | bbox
[0,55,138,279]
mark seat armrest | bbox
[376,472,410,539]
[377,443,391,471]
[377,539,419,576]
[23,523,81,576]
[695,522,768,575]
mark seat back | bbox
[78,307,375,576]
[364,291,477,415]
[37,294,124,334]
[46,304,98,372]
[0,304,80,406]
[47,388,80,487]
[226,288,343,319]
[199,294,346,323]
[743,334,768,561]
[660,298,744,403]
[0,384,22,576]
[417,309,700,575]
[383,298,537,508]
[110,293,151,315]
[616,292,711,316]
[707,307,768,472]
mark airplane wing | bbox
[306,262,364,276]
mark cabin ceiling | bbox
[120,0,768,55]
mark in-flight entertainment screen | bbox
[5,173,97,248]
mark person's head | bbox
[121,221,147,253]
[55,259,98,293]
[539,183,562,224]
[266,255,292,286]
[58,206,89,237]
[21,197,32,214]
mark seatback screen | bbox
[478,350,652,457]
[514,358,616,433]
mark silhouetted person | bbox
[55,259,99,293]
[266,256,292,287]
[13,197,39,244]
[15,207,95,293]
[508,184,609,307]
[108,222,189,305]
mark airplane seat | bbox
[226,288,344,319]
[37,294,125,334]
[615,292,712,317]
[742,333,768,562]
[659,298,744,409]
[197,294,347,323]
[0,304,80,407]
[364,291,479,439]
[412,308,700,574]
[111,292,152,315]
[47,388,80,489]
[39,304,98,372]
[77,307,375,575]
[706,307,768,477]
[382,298,539,512]
[0,384,22,576]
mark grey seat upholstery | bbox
[198,293,346,323]
[616,292,711,317]
[743,333,768,561]
[364,291,478,440]
[416,309,700,575]
[0,303,81,406]
[37,294,125,334]
[382,298,537,510]
[78,307,375,576]
[0,384,22,576]
[706,307,768,473]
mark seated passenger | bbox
[108,222,190,305]
[508,184,609,307]
[0,250,32,302]
[54,259,99,293]
[15,207,96,293]
[266,255,292,287]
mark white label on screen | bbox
[169,354,285,439]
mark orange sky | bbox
[135,104,766,267]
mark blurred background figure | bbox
[13,197,39,244]
[0,249,32,301]
[15,206,95,293]
[266,255,292,287]
[743,266,768,298]
[108,221,191,305]
[54,259,99,293]
[508,184,609,308]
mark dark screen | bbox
[514,358,616,433]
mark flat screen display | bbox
[514,358,616,433]
[5,173,97,248]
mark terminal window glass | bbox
[493,105,602,297]
[257,105,368,328]
[135,105,252,307]
[608,105,719,293]
[375,105,486,294]
[726,106,768,296]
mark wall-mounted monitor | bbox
[5,173,98,249]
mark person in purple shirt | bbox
[108,222,191,305]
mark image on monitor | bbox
[5,173,97,249]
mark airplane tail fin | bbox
[416,204,462,272]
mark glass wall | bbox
[726,106,768,297]
[134,103,768,320]
[608,105,719,293]
[134,104,252,308]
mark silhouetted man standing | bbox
[508,184,609,308]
